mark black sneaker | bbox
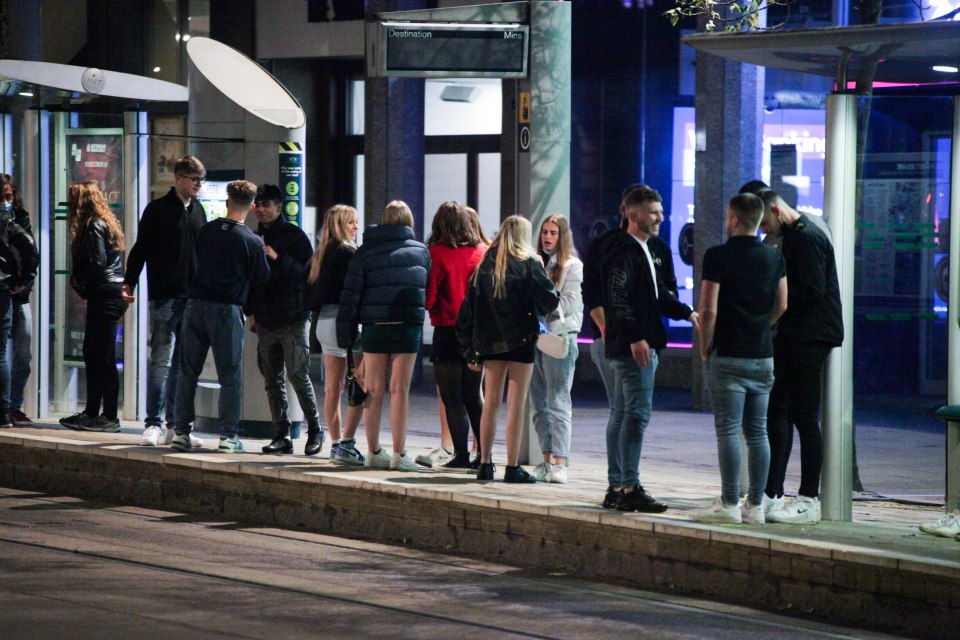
[616,484,668,513]
[477,462,495,481]
[262,436,294,454]
[0,411,12,428]
[439,451,472,471]
[468,454,482,471]
[602,486,622,509]
[304,429,325,456]
[503,465,537,484]
[59,412,95,431]
[88,415,121,433]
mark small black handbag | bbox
[345,348,367,407]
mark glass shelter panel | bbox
[853,95,951,502]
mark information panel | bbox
[368,21,529,78]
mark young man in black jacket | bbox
[1,175,38,427]
[0,176,38,428]
[123,155,208,448]
[601,185,698,513]
[248,184,324,456]
[758,189,843,525]
[170,180,270,453]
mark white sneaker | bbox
[741,499,765,525]
[365,448,391,470]
[760,493,784,514]
[164,427,175,445]
[139,425,164,446]
[767,495,821,524]
[547,465,568,484]
[390,452,419,472]
[534,463,553,482]
[415,447,451,467]
[919,511,960,538]
[693,498,742,524]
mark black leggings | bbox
[434,358,483,456]
[765,343,831,499]
[83,304,122,419]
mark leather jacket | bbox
[71,218,124,301]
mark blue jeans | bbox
[530,335,578,459]
[255,320,320,432]
[174,300,245,436]
[706,356,774,506]
[9,302,31,411]
[606,351,658,488]
[0,295,12,413]
[590,338,616,408]
[146,298,187,426]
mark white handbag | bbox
[537,304,569,359]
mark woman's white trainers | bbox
[692,498,742,524]
[919,511,960,538]
[547,465,568,484]
[390,452,419,472]
[767,496,821,524]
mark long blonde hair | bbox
[308,204,358,284]
[537,214,577,286]
[474,215,534,298]
[68,181,125,250]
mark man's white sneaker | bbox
[919,512,960,538]
[139,425,164,446]
[390,452,419,472]
[365,448,391,470]
[760,493,784,514]
[692,498,742,524]
[415,447,451,467]
[547,465,568,484]
[740,499,766,525]
[767,495,821,524]
[164,427,175,445]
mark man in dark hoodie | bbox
[600,184,698,513]
[123,155,208,448]
[248,184,324,456]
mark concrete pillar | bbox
[691,50,763,409]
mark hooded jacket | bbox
[248,215,313,328]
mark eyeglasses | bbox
[177,174,205,185]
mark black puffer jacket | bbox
[455,247,559,359]
[336,224,431,348]
[71,219,124,301]
[248,216,313,328]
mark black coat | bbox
[601,230,692,358]
[455,248,559,359]
[248,216,313,328]
[336,224,430,348]
[0,208,38,298]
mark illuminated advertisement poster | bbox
[64,129,124,363]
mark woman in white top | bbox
[529,214,584,484]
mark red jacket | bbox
[426,243,486,327]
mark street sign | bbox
[367,21,529,78]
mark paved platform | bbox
[0,391,957,638]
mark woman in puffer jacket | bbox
[337,200,431,472]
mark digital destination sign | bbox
[367,22,529,78]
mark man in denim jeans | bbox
[600,185,697,513]
[694,193,787,525]
[123,155,208,448]
[170,180,270,453]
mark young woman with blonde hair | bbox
[337,200,431,471]
[529,214,584,484]
[456,215,559,483]
[60,181,129,432]
[307,204,364,461]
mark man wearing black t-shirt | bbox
[695,193,787,525]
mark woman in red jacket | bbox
[425,202,487,470]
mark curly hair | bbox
[68,181,125,250]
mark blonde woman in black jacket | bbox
[456,215,559,483]
[60,181,129,432]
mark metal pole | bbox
[123,111,148,422]
[821,92,857,522]
[945,98,960,512]
[21,110,43,418]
